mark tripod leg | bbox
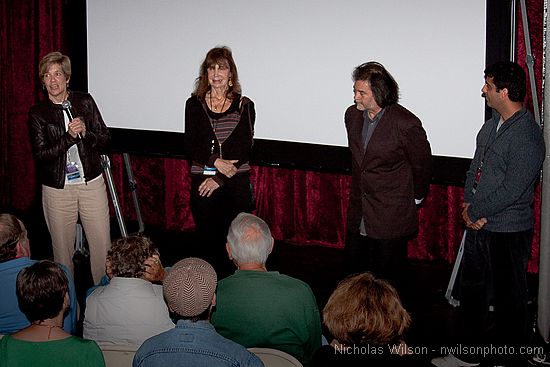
[101,154,128,237]
[445,231,466,307]
[123,153,145,234]
[75,222,83,252]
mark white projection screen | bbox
[87,0,486,159]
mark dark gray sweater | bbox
[464,108,545,232]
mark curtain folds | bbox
[109,154,475,266]
[1,0,544,272]
[1,0,66,210]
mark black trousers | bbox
[458,228,532,363]
[190,172,254,278]
[344,232,409,290]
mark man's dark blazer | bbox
[345,103,432,240]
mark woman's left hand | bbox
[199,177,220,197]
[214,158,238,178]
[68,117,86,138]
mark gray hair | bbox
[0,214,28,263]
[227,213,273,265]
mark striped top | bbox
[191,99,251,175]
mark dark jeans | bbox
[344,232,409,290]
[458,228,532,363]
[190,172,254,278]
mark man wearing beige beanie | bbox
[133,257,263,367]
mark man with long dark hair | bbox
[344,62,432,288]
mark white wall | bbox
[87,0,486,158]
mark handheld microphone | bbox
[61,100,81,139]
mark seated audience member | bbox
[312,272,430,367]
[85,243,166,298]
[211,213,322,367]
[133,257,263,367]
[0,260,104,366]
[0,213,78,335]
[83,236,174,345]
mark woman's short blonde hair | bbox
[38,51,71,84]
[323,272,411,346]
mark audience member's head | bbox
[16,260,69,323]
[323,272,411,346]
[163,257,217,322]
[226,213,273,266]
[0,213,30,263]
[108,235,158,279]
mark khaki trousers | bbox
[42,176,111,284]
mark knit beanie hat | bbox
[163,257,217,317]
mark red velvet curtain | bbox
[1,0,545,272]
[517,0,545,272]
[1,0,67,211]
[109,155,467,264]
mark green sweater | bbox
[0,335,105,367]
[211,270,322,367]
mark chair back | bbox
[248,347,303,367]
[98,344,138,367]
